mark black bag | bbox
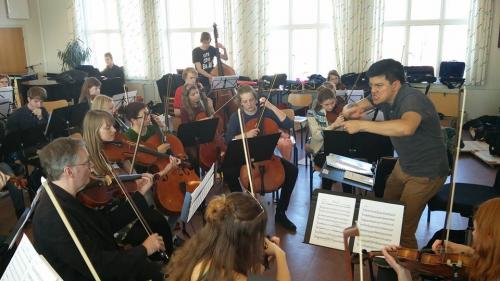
[439,61,465,89]
[340,72,369,90]
[404,66,436,83]
[55,70,88,84]
[260,74,287,89]
[307,74,326,89]
[156,73,184,102]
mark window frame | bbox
[267,0,334,79]
[383,0,469,72]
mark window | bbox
[157,0,225,74]
[382,0,470,72]
[267,0,336,80]
[78,0,149,79]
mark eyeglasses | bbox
[69,159,91,167]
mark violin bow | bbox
[129,107,148,174]
[100,154,169,261]
[238,108,256,196]
[163,75,172,134]
[344,60,368,104]
[443,86,468,252]
[255,74,278,129]
[41,179,102,281]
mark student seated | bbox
[166,192,291,281]
[382,197,500,281]
[326,69,346,90]
[306,87,344,189]
[173,67,204,117]
[6,86,48,133]
[101,52,125,82]
[79,77,102,105]
[0,74,10,88]
[34,137,166,281]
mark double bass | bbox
[209,23,238,123]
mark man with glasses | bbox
[341,59,449,249]
[192,31,228,89]
[33,137,166,281]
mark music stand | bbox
[45,107,70,138]
[323,130,352,157]
[222,133,281,168]
[179,164,215,223]
[112,90,137,109]
[177,118,219,173]
[211,75,238,90]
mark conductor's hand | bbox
[342,103,364,120]
[136,173,154,195]
[142,233,165,256]
[157,143,171,154]
[245,128,260,138]
[341,120,364,134]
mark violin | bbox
[77,173,143,208]
[369,247,472,279]
[326,96,347,124]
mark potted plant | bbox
[57,38,91,71]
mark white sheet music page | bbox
[308,193,356,250]
[187,164,215,222]
[354,199,404,252]
[1,234,62,281]
[326,154,373,175]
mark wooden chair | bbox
[287,93,312,148]
[281,108,298,166]
[43,99,68,113]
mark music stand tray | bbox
[177,118,219,147]
[222,133,280,168]
[211,75,238,90]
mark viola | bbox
[326,97,347,124]
[77,173,143,208]
[195,111,227,171]
[369,248,472,279]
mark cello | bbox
[209,22,238,123]
[127,108,200,214]
[238,78,286,194]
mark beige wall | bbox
[0,0,44,73]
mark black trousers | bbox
[122,205,174,259]
[223,157,297,213]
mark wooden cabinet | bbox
[0,28,28,75]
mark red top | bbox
[173,86,184,109]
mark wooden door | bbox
[0,28,28,75]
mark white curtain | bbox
[331,0,384,74]
[224,0,268,79]
[465,0,494,86]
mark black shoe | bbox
[275,213,296,232]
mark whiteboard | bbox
[6,0,30,19]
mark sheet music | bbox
[308,193,357,250]
[354,199,404,252]
[112,90,137,107]
[1,234,62,281]
[326,154,373,175]
[187,164,215,222]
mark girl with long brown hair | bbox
[82,109,176,259]
[166,192,291,281]
[383,197,500,281]
[79,77,102,105]
[180,85,215,124]
[306,86,344,189]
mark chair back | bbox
[288,93,313,108]
[44,99,68,113]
